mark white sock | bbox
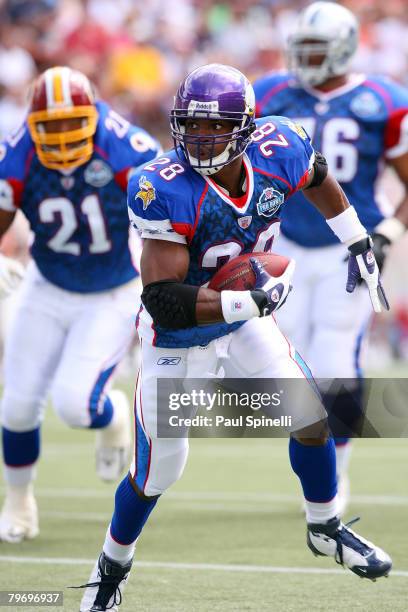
[335,441,352,478]
[4,464,36,487]
[304,495,340,524]
[103,526,135,565]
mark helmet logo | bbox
[188,100,219,115]
[136,175,156,210]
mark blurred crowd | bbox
[1,0,408,145]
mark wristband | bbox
[326,206,367,246]
[221,290,260,323]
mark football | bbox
[208,252,291,291]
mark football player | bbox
[253,1,408,513]
[77,63,391,612]
[0,66,161,543]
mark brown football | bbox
[208,252,291,291]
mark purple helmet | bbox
[170,63,256,176]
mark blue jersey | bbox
[0,101,161,292]
[254,72,408,247]
[128,116,314,348]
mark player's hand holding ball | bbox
[346,237,389,313]
[249,257,295,316]
[0,254,25,298]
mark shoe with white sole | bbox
[0,484,39,543]
[77,552,132,611]
[95,390,131,482]
[307,516,392,580]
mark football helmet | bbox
[27,66,98,171]
[170,63,255,176]
[286,2,359,87]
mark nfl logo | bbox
[238,215,252,229]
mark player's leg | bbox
[50,280,141,482]
[0,265,68,542]
[274,233,315,355]
[224,316,391,579]
[307,244,372,514]
[79,341,191,612]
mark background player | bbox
[0,66,161,543]
[77,63,390,612]
[253,1,408,513]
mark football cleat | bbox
[78,552,132,611]
[307,516,392,579]
[95,390,131,482]
[0,484,39,543]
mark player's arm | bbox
[300,153,388,313]
[140,239,289,328]
[369,151,408,270]
[140,238,224,325]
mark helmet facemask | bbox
[170,109,254,176]
[27,67,98,171]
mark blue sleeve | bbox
[252,116,314,193]
[366,77,408,158]
[0,124,32,211]
[253,72,293,117]
[95,101,162,177]
[127,157,199,244]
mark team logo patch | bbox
[257,187,284,217]
[157,357,181,365]
[136,175,156,210]
[350,92,381,118]
[84,160,113,187]
[281,119,308,140]
[237,215,252,229]
[60,176,75,190]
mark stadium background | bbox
[0,1,407,610]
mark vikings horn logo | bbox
[136,175,156,210]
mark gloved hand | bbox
[346,237,389,313]
[249,257,295,316]
[370,232,391,273]
[0,254,25,298]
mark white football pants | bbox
[1,262,140,432]
[275,234,372,379]
[131,316,326,497]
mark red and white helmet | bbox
[27,66,98,171]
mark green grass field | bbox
[1,385,407,612]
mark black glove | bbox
[370,232,391,273]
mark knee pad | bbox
[134,438,189,497]
[1,392,42,431]
[51,382,91,428]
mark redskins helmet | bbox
[27,66,98,171]
[286,2,359,87]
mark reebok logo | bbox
[157,357,182,366]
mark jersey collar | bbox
[205,153,254,214]
[302,74,367,102]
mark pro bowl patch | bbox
[256,187,284,217]
[350,92,382,118]
[84,160,113,187]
